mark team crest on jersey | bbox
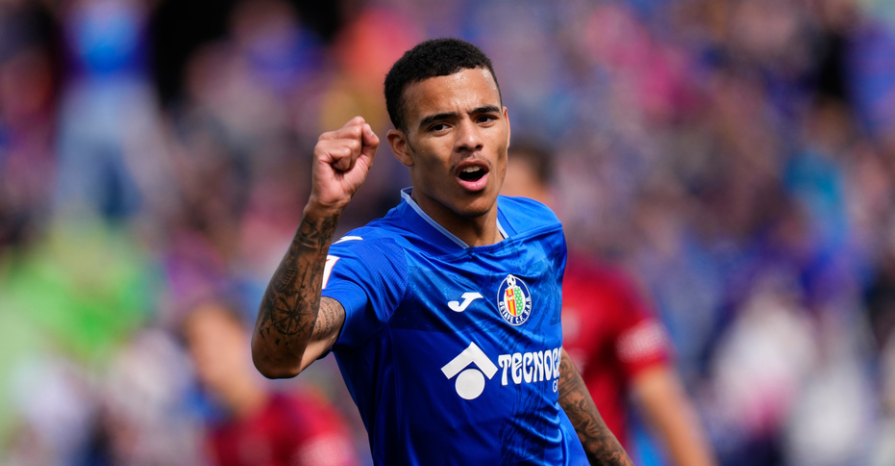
[497,274,532,326]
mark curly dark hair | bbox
[384,38,501,132]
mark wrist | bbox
[295,203,343,251]
[303,199,346,220]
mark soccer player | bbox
[251,38,633,466]
[501,142,717,466]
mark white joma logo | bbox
[448,292,483,312]
[441,342,498,400]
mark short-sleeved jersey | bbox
[321,189,587,466]
[561,255,670,446]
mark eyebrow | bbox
[418,105,502,130]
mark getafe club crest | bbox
[497,274,532,326]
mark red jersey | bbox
[207,390,359,466]
[562,255,670,446]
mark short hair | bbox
[509,140,554,187]
[384,38,501,132]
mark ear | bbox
[388,129,414,167]
[503,106,512,148]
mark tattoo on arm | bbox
[558,350,633,466]
[254,214,339,369]
[313,297,345,342]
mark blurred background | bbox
[1,0,895,465]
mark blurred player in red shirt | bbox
[501,142,716,466]
[182,301,360,466]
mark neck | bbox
[409,191,502,247]
[452,208,502,247]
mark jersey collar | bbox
[399,188,508,250]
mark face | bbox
[388,67,511,229]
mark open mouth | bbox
[458,166,487,182]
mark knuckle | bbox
[314,142,334,158]
[332,146,351,159]
[347,138,362,150]
[347,125,364,138]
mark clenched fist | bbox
[308,116,380,215]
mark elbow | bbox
[251,343,302,379]
[258,368,301,379]
[252,354,301,379]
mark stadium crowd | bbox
[1,0,895,465]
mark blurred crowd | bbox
[2,0,895,465]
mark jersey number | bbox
[322,255,339,289]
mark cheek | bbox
[494,152,508,181]
[495,164,510,190]
[415,150,453,177]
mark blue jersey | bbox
[321,189,586,465]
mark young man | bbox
[501,142,717,466]
[251,38,633,466]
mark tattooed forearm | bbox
[558,350,634,466]
[252,212,340,378]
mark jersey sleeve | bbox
[321,236,408,349]
[611,276,670,379]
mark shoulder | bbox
[326,229,409,283]
[498,195,562,234]
[329,221,407,257]
[330,200,425,250]
[325,224,411,289]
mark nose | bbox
[455,117,484,153]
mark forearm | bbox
[251,206,340,378]
[558,350,634,466]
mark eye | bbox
[477,114,498,124]
[429,123,449,132]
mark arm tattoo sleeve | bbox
[253,213,339,374]
[558,350,634,466]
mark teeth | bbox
[462,167,482,173]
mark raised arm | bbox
[558,349,635,466]
[252,117,379,379]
